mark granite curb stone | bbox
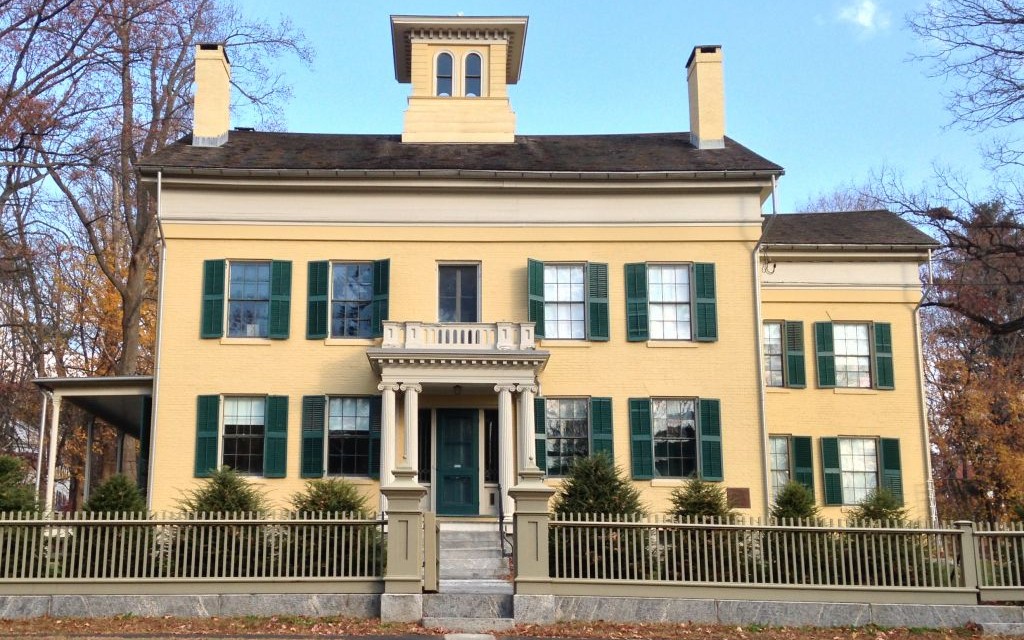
[870,604,1023,628]
[551,596,718,623]
[718,600,871,627]
[50,594,219,618]
[218,593,379,617]
[0,596,49,619]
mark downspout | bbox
[914,248,937,524]
[147,170,167,508]
[753,175,780,516]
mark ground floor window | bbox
[545,398,589,476]
[769,435,791,498]
[327,397,370,475]
[652,398,697,477]
[839,437,877,503]
[223,396,265,474]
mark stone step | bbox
[980,623,1024,636]
[437,579,514,594]
[439,532,502,546]
[422,593,513,618]
[440,546,505,560]
[439,557,510,580]
[421,617,515,632]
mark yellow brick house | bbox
[135,16,938,521]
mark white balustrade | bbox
[380,321,537,351]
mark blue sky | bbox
[238,0,988,212]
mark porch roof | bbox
[32,376,153,438]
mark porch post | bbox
[517,384,539,470]
[378,382,400,512]
[83,417,95,502]
[400,383,421,474]
[44,394,62,514]
[495,384,516,519]
[380,467,428,622]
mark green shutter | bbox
[785,321,806,388]
[371,259,390,338]
[628,398,653,479]
[534,397,547,473]
[368,396,382,479]
[791,436,814,493]
[269,261,292,339]
[814,322,836,388]
[694,263,718,341]
[821,437,843,505]
[586,263,610,341]
[201,260,225,338]
[624,263,649,341]
[301,396,326,478]
[264,396,288,478]
[195,395,220,477]
[306,261,329,339]
[528,259,545,338]
[590,397,613,459]
[698,398,723,481]
[880,438,903,504]
[874,322,894,390]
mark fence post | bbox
[380,467,427,622]
[508,468,556,589]
[955,520,980,600]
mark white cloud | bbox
[838,0,891,32]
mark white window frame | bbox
[226,260,271,338]
[544,397,590,477]
[326,396,372,477]
[763,321,785,387]
[437,262,481,323]
[463,50,486,97]
[768,434,792,499]
[543,262,586,339]
[839,437,879,504]
[329,261,374,339]
[435,50,456,97]
[833,323,872,388]
[651,397,698,478]
[222,395,266,476]
[647,263,693,340]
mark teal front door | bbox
[436,409,479,516]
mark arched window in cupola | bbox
[436,52,453,97]
[465,53,482,97]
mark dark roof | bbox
[139,131,783,177]
[761,210,938,248]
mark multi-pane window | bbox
[545,398,589,476]
[652,398,697,477]
[648,264,691,340]
[465,53,482,97]
[439,265,478,322]
[763,322,785,387]
[331,263,373,338]
[223,397,265,474]
[544,264,585,339]
[834,323,871,388]
[839,437,878,503]
[769,435,791,498]
[327,397,370,475]
[228,262,270,337]
[436,52,453,96]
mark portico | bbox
[367,321,548,518]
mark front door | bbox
[436,409,479,516]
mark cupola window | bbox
[465,53,482,97]
[436,52,453,97]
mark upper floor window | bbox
[439,264,478,322]
[763,322,784,386]
[763,321,806,388]
[625,262,717,342]
[834,323,871,388]
[465,53,482,97]
[228,261,271,337]
[544,264,585,339]
[436,52,453,97]
[332,262,373,338]
[201,259,291,340]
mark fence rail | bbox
[0,511,384,583]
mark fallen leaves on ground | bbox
[0,616,990,639]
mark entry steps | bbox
[422,521,515,632]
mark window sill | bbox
[646,341,698,349]
[219,337,272,346]
[539,340,591,348]
[833,388,879,395]
[650,478,687,487]
[325,475,376,485]
[323,338,377,347]
[765,387,790,394]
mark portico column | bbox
[400,383,421,474]
[378,382,400,512]
[44,394,62,514]
[495,384,517,520]
[517,384,539,471]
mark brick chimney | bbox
[193,43,230,147]
[686,45,725,150]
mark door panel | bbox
[437,409,479,516]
